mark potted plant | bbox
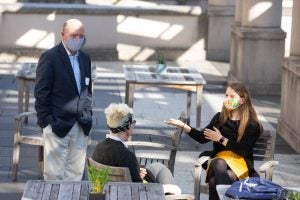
[156,54,167,74]
[288,191,300,200]
[88,165,111,200]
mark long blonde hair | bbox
[220,83,262,142]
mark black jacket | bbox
[34,42,93,137]
[188,112,261,177]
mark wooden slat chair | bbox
[193,130,279,200]
[125,112,186,175]
[87,157,132,182]
[11,111,43,181]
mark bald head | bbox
[62,19,84,33]
[61,19,85,53]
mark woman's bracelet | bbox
[182,123,185,129]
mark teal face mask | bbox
[224,98,240,111]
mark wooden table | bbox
[22,180,165,200]
[105,182,165,200]
[123,65,206,128]
[22,180,91,200]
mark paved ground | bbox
[0,60,299,199]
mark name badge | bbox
[85,77,90,85]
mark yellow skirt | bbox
[208,151,249,180]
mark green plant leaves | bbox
[157,54,166,64]
[289,191,300,200]
[88,166,111,193]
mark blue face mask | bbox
[66,37,85,52]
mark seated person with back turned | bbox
[164,83,263,200]
[91,103,181,195]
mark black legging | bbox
[206,158,238,200]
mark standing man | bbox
[34,19,93,181]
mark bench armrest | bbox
[14,111,37,121]
[258,160,279,180]
[194,156,210,200]
[194,156,210,167]
[259,160,279,172]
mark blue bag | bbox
[225,177,288,200]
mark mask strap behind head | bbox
[107,114,133,133]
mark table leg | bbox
[186,90,192,126]
[125,81,129,105]
[18,79,25,114]
[24,85,30,124]
[125,82,134,108]
[24,85,30,113]
[196,85,203,129]
[125,82,135,141]
[39,145,44,177]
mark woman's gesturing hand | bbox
[164,118,184,128]
[203,126,222,142]
[164,118,191,133]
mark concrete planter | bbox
[156,63,167,74]
[89,192,105,200]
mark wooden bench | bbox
[193,130,279,200]
[126,112,186,174]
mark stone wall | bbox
[0,2,208,61]
[277,57,300,153]
[277,0,300,153]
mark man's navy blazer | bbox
[34,42,93,138]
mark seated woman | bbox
[164,83,263,200]
[91,103,181,194]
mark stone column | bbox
[234,0,243,23]
[228,0,286,95]
[277,0,300,153]
[206,0,235,61]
